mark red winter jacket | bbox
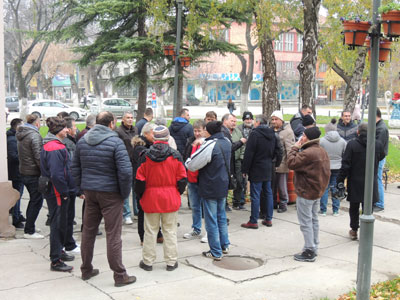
[136,141,187,213]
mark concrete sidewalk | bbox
[1,184,399,300]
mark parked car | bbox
[28,100,87,120]
[6,96,19,112]
[5,107,9,122]
[184,95,200,106]
[90,98,137,118]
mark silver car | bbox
[6,96,19,112]
[90,98,137,118]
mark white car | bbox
[28,100,87,120]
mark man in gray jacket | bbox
[72,111,136,286]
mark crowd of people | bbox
[6,103,389,284]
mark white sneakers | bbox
[124,217,133,225]
[24,232,44,239]
[183,230,201,239]
[65,245,81,255]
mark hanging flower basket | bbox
[365,38,392,62]
[180,57,191,67]
[342,20,371,46]
[381,11,400,37]
[163,45,175,56]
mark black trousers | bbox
[349,202,364,231]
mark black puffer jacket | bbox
[376,119,389,157]
[7,128,21,181]
[16,124,43,176]
[72,124,132,199]
[169,117,194,156]
[337,119,358,142]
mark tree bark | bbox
[69,73,80,107]
[298,0,321,117]
[136,14,148,122]
[260,38,279,118]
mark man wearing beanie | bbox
[135,125,187,271]
[287,126,330,262]
[319,119,347,217]
[270,110,295,213]
[186,121,231,260]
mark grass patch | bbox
[337,277,400,299]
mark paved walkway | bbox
[1,184,399,300]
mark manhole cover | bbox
[213,255,264,270]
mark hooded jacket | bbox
[242,124,283,182]
[135,141,187,213]
[290,111,305,140]
[287,139,330,200]
[320,131,347,170]
[72,124,132,199]
[376,119,389,157]
[169,117,194,156]
[186,132,231,199]
[16,124,43,176]
[337,135,385,204]
[274,123,295,173]
[40,133,76,205]
[7,128,21,181]
[337,119,357,142]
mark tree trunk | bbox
[136,61,147,122]
[298,0,321,117]
[260,38,279,118]
[343,47,367,113]
[70,74,80,107]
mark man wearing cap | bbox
[231,112,254,209]
[270,110,295,213]
[294,114,315,141]
[135,125,187,271]
[287,126,330,262]
[290,104,313,140]
[241,115,282,229]
[186,121,231,260]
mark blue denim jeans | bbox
[203,198,230,258]
[188,182,203,233]
[123,186,138,218]
[22,175,44,234]
[376,158,386,209]
[251,181,273,223]
[11,180,24,223]
[320,170,340,213]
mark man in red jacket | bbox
[135,126,187,271]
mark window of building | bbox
[276,61,282,71]
[297,34,303,52]
[285,33,294,51]
[319,63,328,72]
[274,34,284,51]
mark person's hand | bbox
[294,140,302,148]
[192,138,203,146]
[79,194,85,200]
[240,138,247,144]
[242,173,247,178]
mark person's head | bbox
[122,111,134,127]
[180,108,190,121]
[341,110,352,125]
[204,111,217,124]
[302,126,321,142]
[96,111,116,130]
[228,98,232,103]
[325,118,337,133]
[47,117,68,139]
[144,107,154,121]
[302,114,315,128]
[26,114,41,129]
[205,121,223,137]
[270,111,284,129]
[85,114,96,128]
[153,125,170,142]
[301,104,312,116]
[242,111,254,128]
[357,122,368,136]
[57,111,69,119]
[222,113,236,130]
[64,116,77,137]
[141,122,156,143]
[10,118,23,130]
[254,114,269,128]
[376,107,382,122]
[193,120,206,139]
[154,117,167,126]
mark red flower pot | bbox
[180,56,191,67]
[163,45,175,56]
[365,39,392,62]
[342,20,371,46]
[382,11,400,37]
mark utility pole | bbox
[172,0,183,118]
[356,0,380,299]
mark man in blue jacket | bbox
[186,121,231,261]
[169,108,194,156]
[72,111,136,287]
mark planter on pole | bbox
[342,20,371,46]
[381,10,400,36]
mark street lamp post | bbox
[172,0,183,119]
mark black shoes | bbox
[277,205,287,213]
[166,262,178,271]
[202,250,222,261]
[82,269,100,280]
[139,260,153,271]
[60,251,75,262]
[51,260,73,272]
[373,206,384,212]
[114,275,137,287]
[13,221,24,229]
[233,205,246,210]
[294,249,316,262]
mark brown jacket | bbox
[275,123,295,173]
[287,139,330,200]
